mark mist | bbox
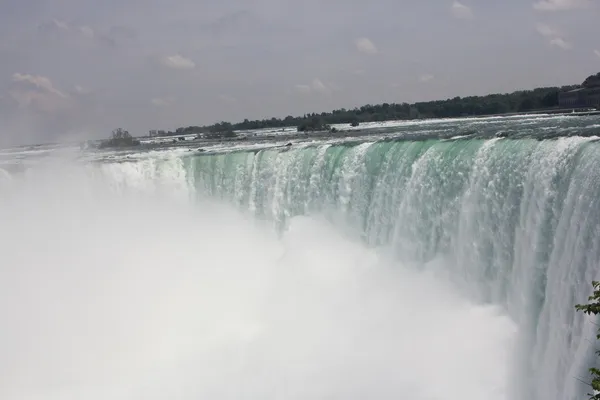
[0,160,517,400]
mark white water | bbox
[0,159,517,400]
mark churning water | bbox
[1,115,599,399]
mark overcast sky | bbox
[0,0,598,145]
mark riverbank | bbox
[90,110,600,157]
[468,107,600,119]
[136,107,600,148]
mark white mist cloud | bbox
[151,96,175,107]
[161,54,196,70]
[295,79,333,95]
[355,37,378,54]
[38,18,98,43]
[9,73,73,115]
[536,23,571,49]
[0,161,518,400]
[533,0,593,11]
[452,1,474,19]
[419,74,435,83]
[295,84,311,94]
[79,26,95,38]
[12,73,67,98]
[311,78,330,94]
[594,49,600,58]
[549,37,572,49]
[9,73,74,115]
[74,85,91,94]
[50,18,69,31]
[536,23,558,37]
[1,72,106,146]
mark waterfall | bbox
[186,136,600,400]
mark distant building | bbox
[559,72,600,108]
[559,88,600,108]
[587,88,600,107]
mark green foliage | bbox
[576,281,600,318]
[228,85,577,132]
[209,121,233,133]
[575,281,600,399]
[207,121,236,138]
[297,116,331,132]
[583,73,600,89]
[99,128,140,149]
[152,72,597,138]
[158,121,237,139]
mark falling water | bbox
[188,135,600,399]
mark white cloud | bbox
[295,84,311,94]
[311,79,331,95]
[9,90,62,112]
[536,23,558,37]
[74,85,90,94]
[549,37,572,49]
[536,23,571,50]
[79,26,95,38]
[36,19,127,51]
[452,1,474,19]
[151,96,175,107]
[355,37,378,54]
[41,19,97,40]
[51,19,69,31]
[12,73,67,98]
[9,73,73,114]
[533,0,593,11]
[419,74,435,83]
[294,79,333,95]
[594,50,600,58]
[161,54,196,70]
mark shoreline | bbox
[132,108,600,149]
[463,107,600,119]
[85,109,600,157]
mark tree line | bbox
[102,72,598,147]
[155,84,582,137]
[98,128,140,149]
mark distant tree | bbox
[297,116,331,132]
[111,128,130,140]
[541,90,559,108]
[518,98,535,112]
[99,128,140,149]
[147,73,596,137]
[583,73,600,89]
[210,121,233,133]
[207,121,236,138]
[575,281,600,400]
